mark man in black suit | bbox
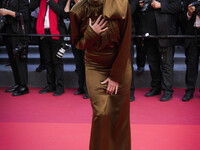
[129,0,139,101]
[181,0,200,101]
[71,45,89,99]
[30,0,67,96]
[130,0,147,74]
[138,0,181,101]
[0,0,30,96]
[64,0,89,99]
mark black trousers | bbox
[185,38,200,93]
[130,43,135,91]
[40,30,64,91]
[39,39,45,66]
[30,17,45,66]
[145,38,174,93]
[72,45,88,93]
[135,38,146,68]
[4,35,28,86]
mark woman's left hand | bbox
[101,78,119,95]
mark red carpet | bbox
[0,88,200,150]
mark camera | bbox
[191,1,200,16]
[56,42,69,58]
[140,0,152,12]
[13,43,28,59]
[0,16,6,31]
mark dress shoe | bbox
[53,90,65,96]
[5,63,11,67]
[35,65,46,72]
[12,86,29,96]
[74,90,84,95]
[160,92,172,101]
[39,86,55,94]
[145,88,161,97]
[130,90,135,102]
[136,67,144,73]
[83,93,89,99]
[182,92,193,102]
[5,85,19,93]
[130,96,135,102]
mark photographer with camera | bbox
[181,0,200,101]
[137,0,181,101]
[0,0,30,96]
[30,0,67,96]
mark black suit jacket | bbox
[30,0,67,36]
[128,0,139,35]
[182,0,198,48]
[132,0,181,47]
[2,0,30,35]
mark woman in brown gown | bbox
[70,0,132,149]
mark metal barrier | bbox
[0,33,200,39]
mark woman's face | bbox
[74,0,80,3]
[88,0,99,2]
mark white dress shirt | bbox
[44,5,50,29]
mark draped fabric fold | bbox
[103,0,128,19]
[87,0,128,19]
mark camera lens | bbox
[56,47,66,58]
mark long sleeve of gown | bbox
[109,6,132,83]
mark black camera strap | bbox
[18,0,26,42]
[19,13,25,35]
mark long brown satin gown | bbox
[70,0,132,149]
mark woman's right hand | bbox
[89,15,108,35]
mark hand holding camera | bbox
[151,0,161,9]
[188,4,196,16]
[139,0,152,11]
[188,1,200,16]
[0,8,8,16]
[0,8,16,18]
[139,0,161,12]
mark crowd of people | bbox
[0,0,199,102]
[129,0,200,102]
[0,0,89,98]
